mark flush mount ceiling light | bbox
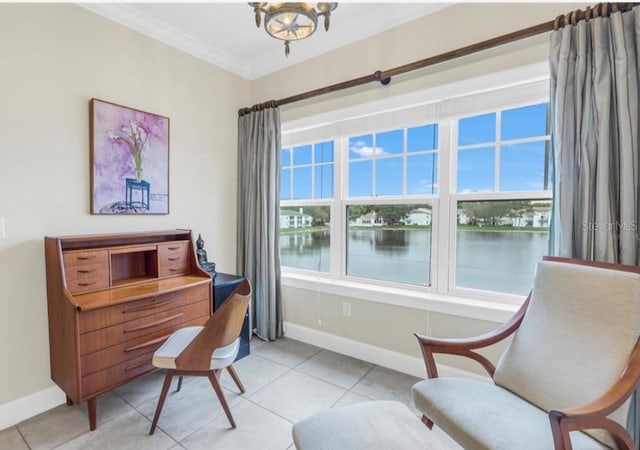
[249,2,338,57]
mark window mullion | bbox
[436,121,452,294]
[334,137,347,278]
[495,111,502,192]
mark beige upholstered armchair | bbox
[412,257,640,450]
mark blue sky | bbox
[281,103,549,199]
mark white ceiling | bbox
[79,2,449,80]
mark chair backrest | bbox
[494,257,640,447]
[175,279,251,371]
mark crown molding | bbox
[78,3,252,79]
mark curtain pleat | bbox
[237,107,283,341]
[549,8,640,442]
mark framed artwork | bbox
[90,98,169,214]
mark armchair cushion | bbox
[493,261,640,447]
[412,378,607,450]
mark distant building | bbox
[404,208,432,226]
[353,211,387,227]
[458,212,472,225]
[508,207,550,228]
[280,209,313,229]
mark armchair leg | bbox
[421,415,434,430]
[150,371,174,435]
[208,372,236,428]
[227,365,246,394]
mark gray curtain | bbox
[237,106,283,341]
[549,8,640,442]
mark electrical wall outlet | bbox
[0,218,6,240]
[342,301,351,317]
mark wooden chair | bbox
[412,257,640,450]
[149,279,251,435]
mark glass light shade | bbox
[264,3,318,41]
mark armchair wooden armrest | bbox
[548,340,640,450]
[414,295,530,378]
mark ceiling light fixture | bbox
[249,2,338,57]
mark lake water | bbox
[279,229,549,295]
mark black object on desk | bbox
[204,270,250,362]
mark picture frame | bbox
[90,98,170,214]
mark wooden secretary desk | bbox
[44,230,212,430]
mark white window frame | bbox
[280,62,551,319]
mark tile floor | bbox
[1,338,461,450]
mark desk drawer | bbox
[158,242,189,278]
[82,351,155,398]
[63,250,109,294]
[79,300,210,355]
[80,317,207,376]
[79,284,209,333]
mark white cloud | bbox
[350,140,387,157]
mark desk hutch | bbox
[44,230,212,430]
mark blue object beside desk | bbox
[209,271,250,361]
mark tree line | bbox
[288,200,550,226]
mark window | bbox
[454,103,551,295]
[280,141,333,272]
[280,206,330,273]
[348,125,438,197]
[346,203,433,286]
[456,200,550,295]
[281,141,334,200]
[281,79,551,302]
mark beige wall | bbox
[283,287,505,375]
[0,4,249,404]
[254,3,575,375]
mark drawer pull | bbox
[124,333,172,352]
[76,256,96,261]
[77,269,96,274]
[78,281,96,287]
[167,246,181,250]
[123,299,174,314]
[124,361,150,372]
[168,257,181,261]
[168,268,181,272]
[123,313,183,334]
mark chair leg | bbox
[150,371,174,435]
[226,365,246,394]
[421,415,434,430]
[176,376,183,392]
[208,372,236,429]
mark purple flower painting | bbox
[90,99,169,214]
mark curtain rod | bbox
[238,3,637,117]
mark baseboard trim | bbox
[284,321,486,380]
[0,385,66,431]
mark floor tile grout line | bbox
[243,396,295,425]
[253,346,323,371]
[291,364,372,392]
[241,366,294,399]
[246,352,295,371]
[14,425,32,450]
[174,397,250,445]
[352,364,377,388]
